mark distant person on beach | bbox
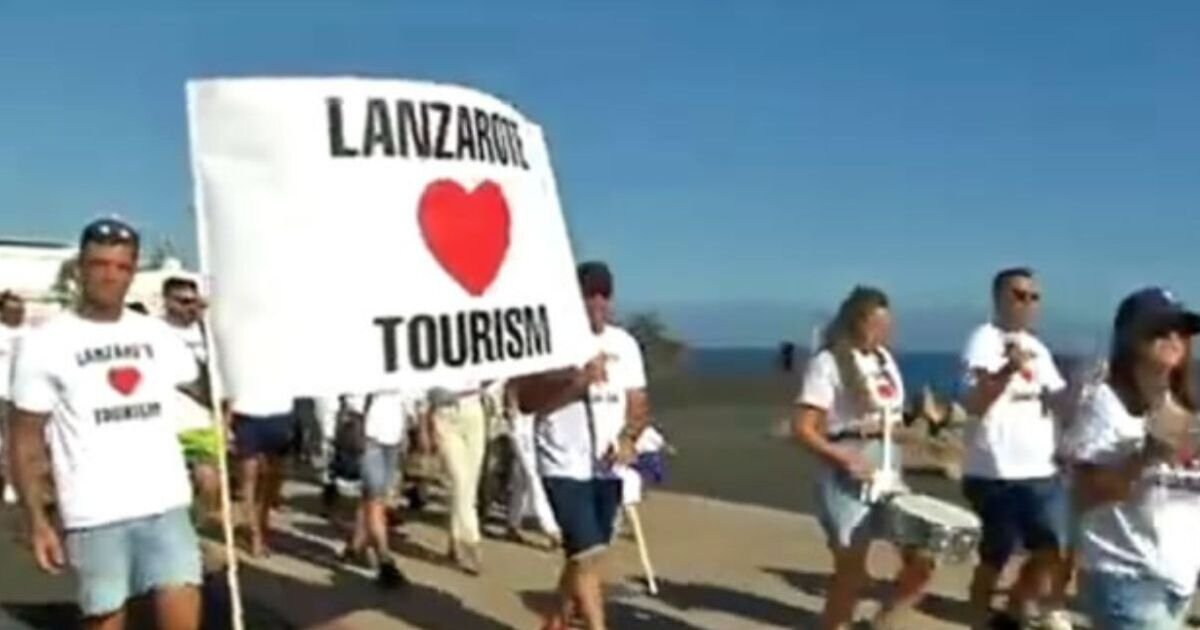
[340,391,411,589]
[161,276,221,522]
[959,267,1073,630]
[793,286,935,630]
[514,261,651,630]
[1067,288,1200,630]
[0,289,27,504]
[8,218,206,630]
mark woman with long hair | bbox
[793,286,934,629]
[1069,288,1200,629]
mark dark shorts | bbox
[962,475,1067,567]
[542,477,622,560]
[233,413,296,458]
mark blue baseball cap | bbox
[1114,287,1200,341]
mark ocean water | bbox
[684,347,964,396]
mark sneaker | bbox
[376,561,408,590]
[1040,609,1074,630]
[987,612,1022,630]
[2,486,16,505]
[456,543,482,576]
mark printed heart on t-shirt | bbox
[107,366,142,396]
[877,383,896,399]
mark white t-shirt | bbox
[231,391,294,417]
[1072,383,1200,596]
[166,320,207,364]
[10,311,197,529]
[536,325,647,481]
[163,320,209,433]
[0,322,27,400]
[346,391,414,447]
[960,323,1066,479]
[797,347,906,438]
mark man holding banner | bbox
[516,261,651,630]
[8,218,205,630]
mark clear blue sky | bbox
[2,2,1197,349]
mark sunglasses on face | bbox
[584,288,612,300]
[81,220,139,247]
[1012,289,1041,304]
[170,296,199,306]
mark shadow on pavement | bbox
[763,565,975,627]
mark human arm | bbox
[7,409,65,574]
[792,404,873,481]
[960,332,1028,417]
[511,354,606,417]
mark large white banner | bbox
[186,77,592,399]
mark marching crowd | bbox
[794,269,1200,630]
[2,216,1200,630]
[0,217,661,630]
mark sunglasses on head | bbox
[1012,288,1040,303]
[81,219,139,247]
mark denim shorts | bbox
[233,413,296,458]
[1082,571,1192,630]
[360,440,400,499]
[542,477,622,560]
[65,507,202,617]
[962,475,1068,567]
[814,439,892,549]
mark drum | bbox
[881,492,981,563]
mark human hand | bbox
[29,519,65,575]
[837,449,875,482]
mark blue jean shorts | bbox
[65,507,202,617]
[814,440,892,549]
[360,440,400,499]
[1082,571,1192,630]
[962,475,1068,567]
[542,477,622,560]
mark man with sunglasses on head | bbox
[959,267,1073,630]
[8,218,206,630]
[513,261,651,630]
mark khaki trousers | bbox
[433,396,488,545]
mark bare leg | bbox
[237,455,263,556]
[346,500,368,556]
[568,555,606,630]
[191,463,221,525]
[875,548,935,627]
[968,561,1003,626]
[362,498,390,559]
[1007,549,1058,617]
[821,545,870,630]
[254,455,285,554]
[83,609,127,630]
[154,585,201,630]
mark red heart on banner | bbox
[108,366,141,396]
[418,180,512,297]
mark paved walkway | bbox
[0,483,1138,629]
[230,485,991,629]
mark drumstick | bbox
[624,505,658,595]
